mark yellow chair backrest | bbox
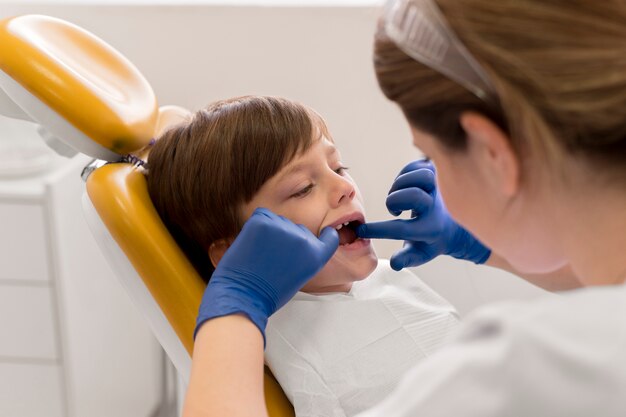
[86,148,293,417]
[0,14,294,416]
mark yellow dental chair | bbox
[0,14,293,416]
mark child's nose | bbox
[331,176,356,207]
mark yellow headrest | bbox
[0,15,157,155]
[155,104,193,138]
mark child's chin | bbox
[345,254,379,282]
[303,256,378,294]
[325,253,378,280]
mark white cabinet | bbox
[0,202,49,282]
[0,153,165,417]
[0,362,65,417]
[0,285,58,359]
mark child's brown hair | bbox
[146,96,330,281]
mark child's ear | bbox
[208,239,232,268]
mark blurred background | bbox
[0,1,548,416]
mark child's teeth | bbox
[343,222,349,226]
[335,224,343,230]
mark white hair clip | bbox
[384,0,497,102]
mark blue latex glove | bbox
[195,207,339,342]
[357,160,490,271]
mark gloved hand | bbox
[195,207,339,343]
[356,159,490,271]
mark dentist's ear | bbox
[208,239,232,268]
[460,112,520,197]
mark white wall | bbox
[0,3,548,315]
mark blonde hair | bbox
[374,0,626,179]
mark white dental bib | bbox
[265,259,460,417]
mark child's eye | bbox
[334,166,349,175]
[291,184,314,198]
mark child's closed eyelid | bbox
[290,183,314,198]
[334,165,349,175]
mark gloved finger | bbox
[356,219,415,240]
[251,207,299,231]
[386,187,434,217]
[395,159,435,178]
[295,224,338,262]
[248,208,299,236]
[389,168,436,195]
[389,243,435,271]
[318,226,340,261]
[297,223,312,234]
[252,206,276,219]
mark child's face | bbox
[241,136,378,293]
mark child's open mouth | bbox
[335,220,362,246]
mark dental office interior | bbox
[0,1,549,416]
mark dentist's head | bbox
[374,0,626,284]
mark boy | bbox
[146,96,459,416]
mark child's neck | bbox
[303,282,353,295]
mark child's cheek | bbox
[301,215,323,237]
[267,205,313,236]
[295,209,324,237]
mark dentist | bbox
[184,0,626,416]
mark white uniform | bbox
[265,259,460,417]
[356,282,626,417]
